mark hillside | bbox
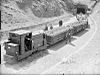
[16,0,64,18]
[1,0,95,31]
[0,0,70,31]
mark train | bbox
[4,19,89,62]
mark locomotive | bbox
[4,19,89,61]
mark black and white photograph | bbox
[0,0,100,74]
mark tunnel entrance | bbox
[74,3,88,15]
[77,7,86,14]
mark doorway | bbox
[24,33,32,51]
[77,7,86,14]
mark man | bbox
[25,34,32,51]
[68,32,71,43]
[66,30,71,44]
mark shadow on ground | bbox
[4,50,49,70]
[49,37,77,51]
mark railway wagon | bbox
[67,20,88,35]
[4,30,47,61]
[45,26,70,45]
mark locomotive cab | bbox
[4,30,32,60]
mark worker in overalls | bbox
[66,29,71,44]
